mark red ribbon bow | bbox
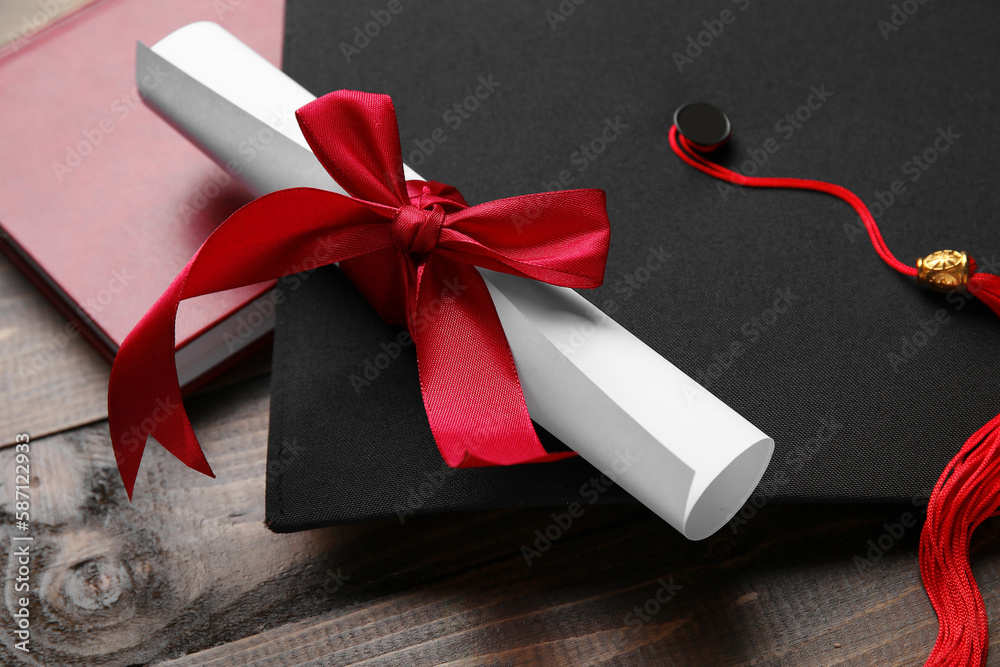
[108,90,611,497]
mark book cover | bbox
[0,0,284,385]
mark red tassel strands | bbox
[668,113,1000,667]
[920,413,1000,667]
[969,260,1000,319]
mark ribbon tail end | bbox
[113,443,142,503]
[182,446,215,479]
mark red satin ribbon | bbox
[108,90,610,498]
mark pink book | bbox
[0,0,285,386]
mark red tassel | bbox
[920,413,1000,667]
[969,260,1000,319]
[917,258,1000,667]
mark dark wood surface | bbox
[5,247,1000,667]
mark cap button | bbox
[673,102,732,152]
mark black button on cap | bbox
[673,103,731,151]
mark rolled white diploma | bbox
[138,22,773,540]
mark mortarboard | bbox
[269,0,1000,519]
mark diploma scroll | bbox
[138,22,774,540]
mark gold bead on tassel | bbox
[917,250,969,292]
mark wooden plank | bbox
[3,372,999,665]
[151,500,961,667]
[0,377,345,666]
[0,255,113,442]
[0,0,96,54]
[0,254,271,446]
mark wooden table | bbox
[4,7,1000,667]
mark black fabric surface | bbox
[266,0,1000,532]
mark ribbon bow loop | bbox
[296,90,409,207]
[108,90,611,499]
[408,180,469,212]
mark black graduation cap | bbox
[265,0,1000,532]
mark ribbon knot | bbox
[107,90,611,499]
[391,203,444,255]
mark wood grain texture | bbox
[3,369,1000,666]
[0,255,113,443]
[0,0,96,53]
[0,253,271,446]
[148,502,1000,667]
